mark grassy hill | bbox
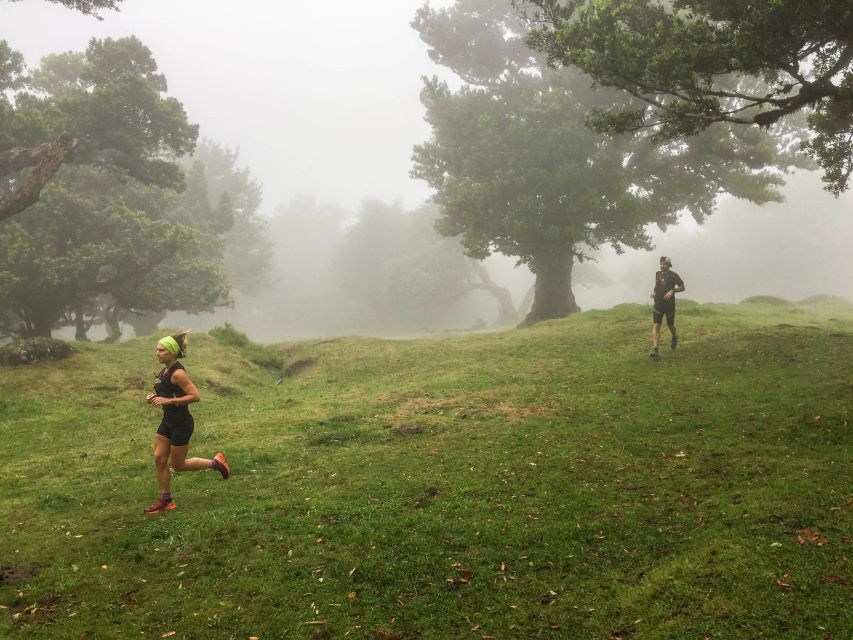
[0,300,850,639]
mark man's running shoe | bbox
[144,498,176,514]
[214,452,231,480]
[649,347,659,359]
[671,336,678,350]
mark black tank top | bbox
[154,362,191,419]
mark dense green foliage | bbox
[412,0,796,325]
[0,42,276,340]
[6,36,197,190]
[0,164,231,339]
[519,0,852,193]
[1,301,850,638]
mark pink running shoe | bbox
[144,498,176,514]
[213,452,231,480]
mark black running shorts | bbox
[156,414,194,446]
[652,305,676,327]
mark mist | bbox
[2,1,851,343]
[161,168,852,343]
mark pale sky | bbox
[1,0,453,212]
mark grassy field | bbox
[0,299,850,640]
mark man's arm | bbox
[663,275,684,300]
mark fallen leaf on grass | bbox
[795,528,829,546]
[161,633,176,638]
[775,579,792,590]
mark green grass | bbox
[209,323,284,371]
[0,300,850,639]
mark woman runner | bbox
[144,331,230,514]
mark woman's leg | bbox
[153,434,172,495]
[169,445,215,472]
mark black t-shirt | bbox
[154,361,191,420]
[653,270,684,306]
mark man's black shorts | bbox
[653,305,676,326]
[156,414,194,446]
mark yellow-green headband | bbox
[159,336,180,356]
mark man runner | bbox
[649,256,685,358]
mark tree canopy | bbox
[1,34,196,219]
[412,0,796,324]
[6,0,122,19]
[517,0,853,194]
[0,37,234,340]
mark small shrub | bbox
[0,337,73,364]
[208,323,251,348]
[209,323,283,371]
[798,294,852,307]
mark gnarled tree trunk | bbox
[0,135,78,221]
[470,261,520,326]
[520,251,580,326]
[126,310,164,338]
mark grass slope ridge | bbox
[0,302,851,639]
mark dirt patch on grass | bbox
[11,592,65,627]
[308,429,364,447]
[124,376,147,390]
[202,373,239,395]
[283,356,317,378]
[394,424,422,438]
[0,565,36,585]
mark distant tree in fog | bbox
[180,141,273,296]
[333,200,519,331]
[263,196,352,334]
[122,141,273,338]
[412,0,800,325]
[519,0,850,193]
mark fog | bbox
[3,1,851,343]
[1,0,454,209]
